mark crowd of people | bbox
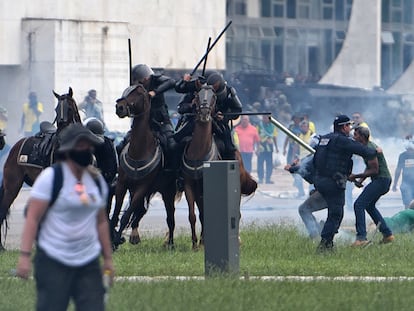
[4,63,414,307]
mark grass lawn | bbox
[1,225,413,310]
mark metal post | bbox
[203,160,240,276]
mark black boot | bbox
[316,238,334,253]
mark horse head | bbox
[115,84,150,119]
[194,85,216,123]
[53,87,82,130]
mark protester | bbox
[257,115,278,184]
[78,89,105,124]
[348,126,394,246]
[16,123,114,310]
[313,115,377,252]
[392,137,414,209]
[21,91,43,136]
[235,115,260,173]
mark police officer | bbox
[174,71,242,160]
[117,64,176,157]
[313,115,377,252]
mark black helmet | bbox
[206,71,225,92]
[131,64,154,84]
[84,117,105,136]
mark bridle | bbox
[116,84,150,119]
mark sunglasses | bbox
[75,182,89,205]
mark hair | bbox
[354,126,370,140]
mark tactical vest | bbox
[314,132,352,177]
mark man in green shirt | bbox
[348,126,394,246]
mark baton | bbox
[191,21,233,76]
[269,116,315,154]
[128,38,132,85]
[202,37,211,77]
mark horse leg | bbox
[129,198,146,245]
[0,172,25,251]
[110,184,128,243]
[161,190,176,249]
[195,196,204,247]
[184,185,198,249]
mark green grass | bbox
[1,224,414,310]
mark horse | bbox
[0,87,82,250]
[181,85,257,249]
[111,83,178,249]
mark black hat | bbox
[58,123,103,152]
[333,115,353,126]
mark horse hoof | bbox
[129,235,141,245]
[164,243,175,251]
[0,244,5,252]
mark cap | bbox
[57,123,103,152]
[333,114,353,126]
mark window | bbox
[261,0,271,17]
[381,31,395,45]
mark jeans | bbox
[34,248,105,311]
[298,191,328,238]
[400,181,414,208]
[240,152,253,173]
[354,177,393,241]
[314,176,345,243]
[257,151,273,182]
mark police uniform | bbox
[313,115,376,251]
[174,72,242,159]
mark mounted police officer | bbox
[174,71,242,160]
[116,64,176,159]
[313,115,377,252]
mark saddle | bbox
[18,121,58,168]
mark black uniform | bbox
[313,131,376,249]
[174,76,243,159]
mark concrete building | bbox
[226,0,414,90]
[0,0,226,141]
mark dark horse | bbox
[111,84,178,249]
[0,87,82,250]
[182,85,257,249]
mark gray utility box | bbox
[203,160,241,276]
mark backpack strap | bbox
[49,163,63,207]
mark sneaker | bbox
[380,235,395,244]
[351,240,371,247]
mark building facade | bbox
[226,0,414,89]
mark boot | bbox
[316,238,334,253]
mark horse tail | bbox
[235,150,258,196]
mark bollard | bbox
[203,160,240,276]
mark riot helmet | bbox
[206,71,226,100]
[84,117,105,137]
[131,64,154,84]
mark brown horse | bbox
[0,87,82,250]
[182,85,257,249]
[111,84,178,249]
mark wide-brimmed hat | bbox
[57,123,103,152]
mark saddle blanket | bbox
[18,136,52,169]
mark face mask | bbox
[68,149,93,167]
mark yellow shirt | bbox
[299,129,313,159]
[22,102,43,132]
